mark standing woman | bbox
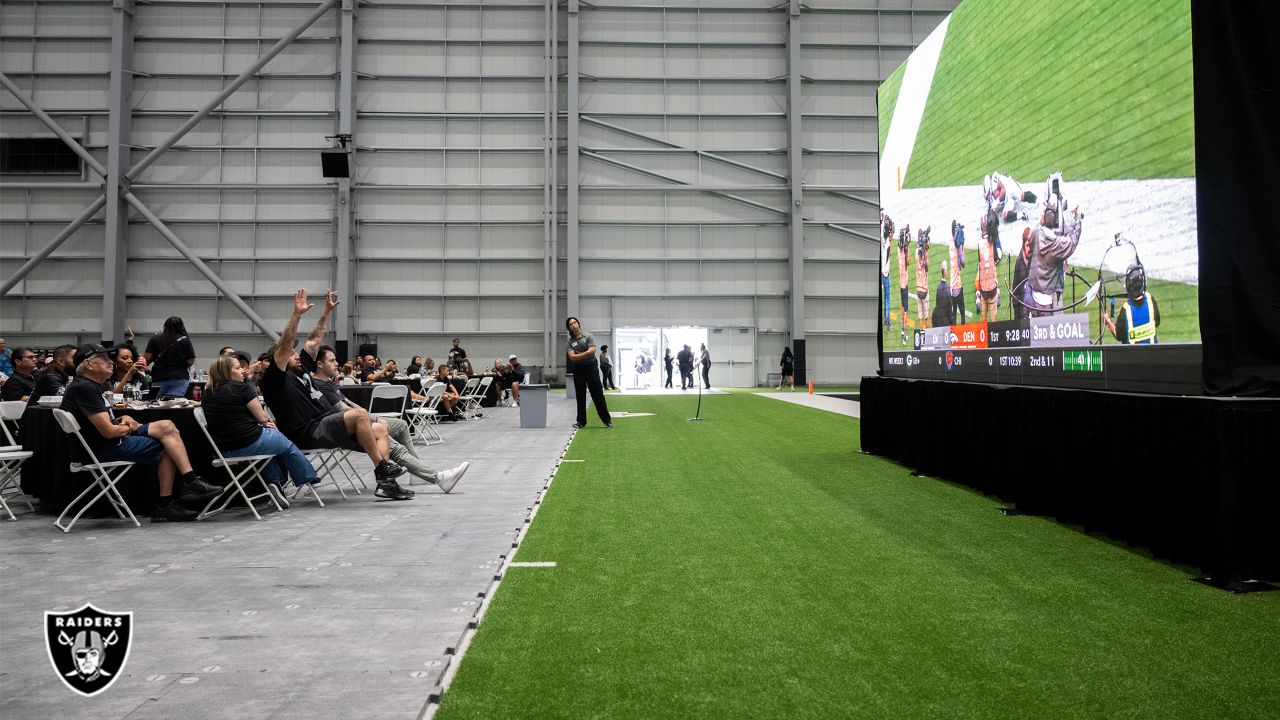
[599,344,615,390]
[144,316,196,398]
[565,317,612,429]
[779,346,794,390]
[663,348,674,388]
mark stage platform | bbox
[0,401,577,719]
[860,375,1280,585]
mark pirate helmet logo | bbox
[45,604,133,697]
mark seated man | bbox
[1,346,38,402]
[356,354,393,383]
[258,289,414,500]
[60,344,221,522]
[307,344,469,493]
[499,354,525,406]
[432,364,464,418]
[30,344,77,403]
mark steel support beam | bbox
[335,0,356,361]
[581,151,786,217]
[549,0,560,377]
[123,192,279,341]
[102,0,136,344]
[0,73,107,178]
[0,195,107,296]
[543,0,555,370]
[566,0,581,319]
[126,0,337,181]
[787,0,807,385]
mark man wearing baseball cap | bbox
[499,354,525,406]
[60,343,221,522]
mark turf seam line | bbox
[420,438,572,720]
[509,561,557,568]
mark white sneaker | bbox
[436,461,469,494]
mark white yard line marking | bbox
[879,14,951,203]
[508,562,557,568]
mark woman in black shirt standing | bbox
[202,355,317,491]
[144,316,196,398]
[566,316,612,429]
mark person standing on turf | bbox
[566,317,612,429]
[663,347,674,388]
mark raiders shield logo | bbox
[45,604,134,697]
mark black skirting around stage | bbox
[859,376,1280,584]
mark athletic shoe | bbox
[152,502,197,522]
[374,459,406,481]
[436,461,469,494]
[268,483,290,510]
[375,479,414,500]
[572,423,584,429]
[180,477,223,503]
[605,423,613,429]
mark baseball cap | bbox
[73,343,111,367]
[509,354,518,360]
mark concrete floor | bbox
[0,399,577,719]
[758,391,861,418]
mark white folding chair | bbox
[299,446,369,500]
[0,401,35,520]
[461,376,492,419]
[192,408,284,520]
[405,382,446,445]
[50,409,141,532]
[368,383,409,422]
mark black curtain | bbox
[1194,0,1280,395]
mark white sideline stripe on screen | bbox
[509,562,557,568]
[879,14,951,203]
[561,459,585,462]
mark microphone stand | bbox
[689,350,707,421]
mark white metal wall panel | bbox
[1,0,954,381]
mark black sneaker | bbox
[572,423,584,429]
[605,423,614,429]
[374,460,406,481]
[375,479,414,500]
[152,502,197,522]
[180,477,223,503]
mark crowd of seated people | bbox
[0,295,546,524]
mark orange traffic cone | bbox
[808,380,813,395]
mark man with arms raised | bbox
[259,289,413,500]
[301,304,469,493]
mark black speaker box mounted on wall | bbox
[321,149,351,178]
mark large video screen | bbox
[877,0,1200,394]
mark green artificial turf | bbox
[437,395,1279,719]
[881,240,1200,345]
[877,62,906,157]
[898,0,1194,188]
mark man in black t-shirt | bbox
[29,344,77,403]
[676,345,694,391]
[447,338,467,371]
[499,354,525,405]
[259,289,414,500]
[60,344,221,522]
[1,346,38,402]
[307,345,469,493]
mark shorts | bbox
[980,288,999,302]
[781,366,793,377]
[916,290,929,301]
[302,413,359,451]
[98,425,164,464]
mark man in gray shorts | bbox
[258,289,414,500]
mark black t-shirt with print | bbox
[258,359,335,445]
[1,372,36,401]
[201,381,263,451]
[145,334,196,382]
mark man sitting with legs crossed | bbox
[297,293,469,493]
[258,289,414,500]
[60,344,222,522]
